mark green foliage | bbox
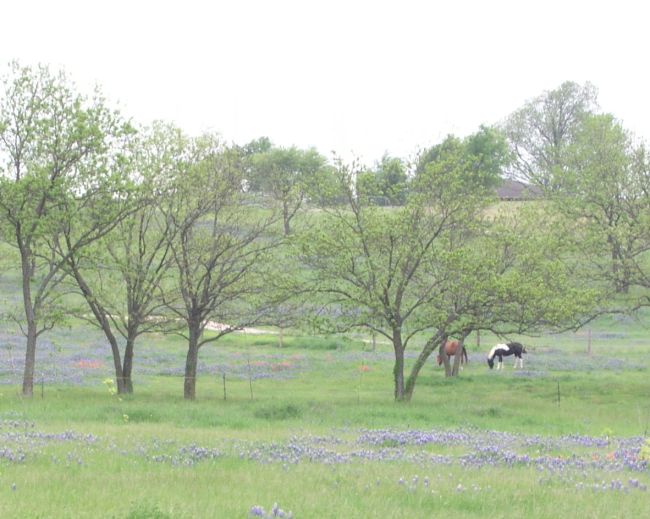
[296,155,512,399]
[253,403,302,420]
[502,80,598,188]
[415,125,510,193]
[61,122,191,394]
[357,154,408,205]
[640,439,650,462]
[248,144,330,234]
[461,205,602,333]
[240,136,272,158]
[0,61,135,395]
[124,502,174,519]
[251,146,326,193]
[555,113,650,302]
[159,136,288,398]
[286,336,360,350]
[297,151,592,399]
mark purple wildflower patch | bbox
[249,503,293,518]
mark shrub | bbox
[254,404,302,420]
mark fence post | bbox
[247,356,254,400]
[222,373,227,401]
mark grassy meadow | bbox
[0,310,649,518]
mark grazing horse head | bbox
[487,342,526,370]
[487,343,506,369]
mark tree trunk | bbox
[404,334,443,400]
[21,323,37,397]
[20,244,36,397]
[392,329,405,401]
[98,320,126,394]
[122,335,136,394]
[393,351,405,400]
[184,324,201,400]
[110,340,127,395]
[85,324,126,393]
[67,263,129,392]
[609,236,628,293]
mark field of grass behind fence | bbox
[0,313,649,518]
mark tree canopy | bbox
[501,81,599,189]
[0,62,134,396]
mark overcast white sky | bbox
[1,0,649,165]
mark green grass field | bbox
[0,313,649,518]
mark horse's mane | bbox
[488,343,508,359]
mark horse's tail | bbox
[462,346,468,364]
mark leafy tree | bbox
[406,205,601,387]
[0,62,133,396]
[415,126,510,192]
[557,114,650,298]
[250,146,327,235]
[502,81,598,189]
[62,122,184,394]
[240,136,272,157]
[355,167,382,201]
[238,136,272,192]
[298,142,597,400]
[162,136,283,400]
[297,149,498,401]
[415,135,462,176]
[357,154,408,205]
[464,126,512,187]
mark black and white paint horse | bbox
[487,342,526,370]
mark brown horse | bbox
[437,339,468,366]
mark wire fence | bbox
[0,339,384,400]
[1,328,648,399]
